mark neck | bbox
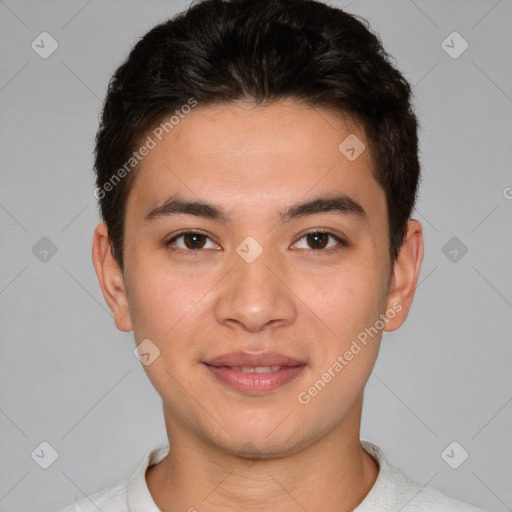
[146,398,379,512]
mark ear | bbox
[91,222,133,332]
[383,219,424,332]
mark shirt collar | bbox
[127,442,170,511]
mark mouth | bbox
[219,365,285,373]
[203,352,306,394]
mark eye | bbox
[291,231,347,251]
[166,230,220,252]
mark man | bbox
[59,0,487,510]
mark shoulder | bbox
[57,443,170,512]
[56,477,129,512]
[392,469,488,511]
[357,440,489,512]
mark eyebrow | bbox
[143,193,367,224]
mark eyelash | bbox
[165,229,348,255]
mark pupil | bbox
[308,232,327,249]
[185,233,205,249]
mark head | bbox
[92,0,423,459]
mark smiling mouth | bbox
[203,360,306,394]
[223,365,283,373]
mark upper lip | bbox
[204,351,305,367]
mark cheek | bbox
[294,269,386,413]
[125,257,214,397]
[125,251,215,342]
[294,259,389,405]
[298,261,387,338]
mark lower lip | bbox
[203,364,305,394]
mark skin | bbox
[92,99,423,512]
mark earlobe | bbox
[91,222,133,332]
[383,219,424,332]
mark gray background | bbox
[0,0,511,511]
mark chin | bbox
[204,414,315,460]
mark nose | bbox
[214,246,297,333]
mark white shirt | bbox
[58,440,488,511]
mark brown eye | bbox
[166,231,219,252]
[306,232,329,249]
[182,233,207,249]
[292,231,347,251]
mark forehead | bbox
[127,100,385,222]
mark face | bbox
[94,100,422,459]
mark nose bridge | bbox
[214,240,296,331]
